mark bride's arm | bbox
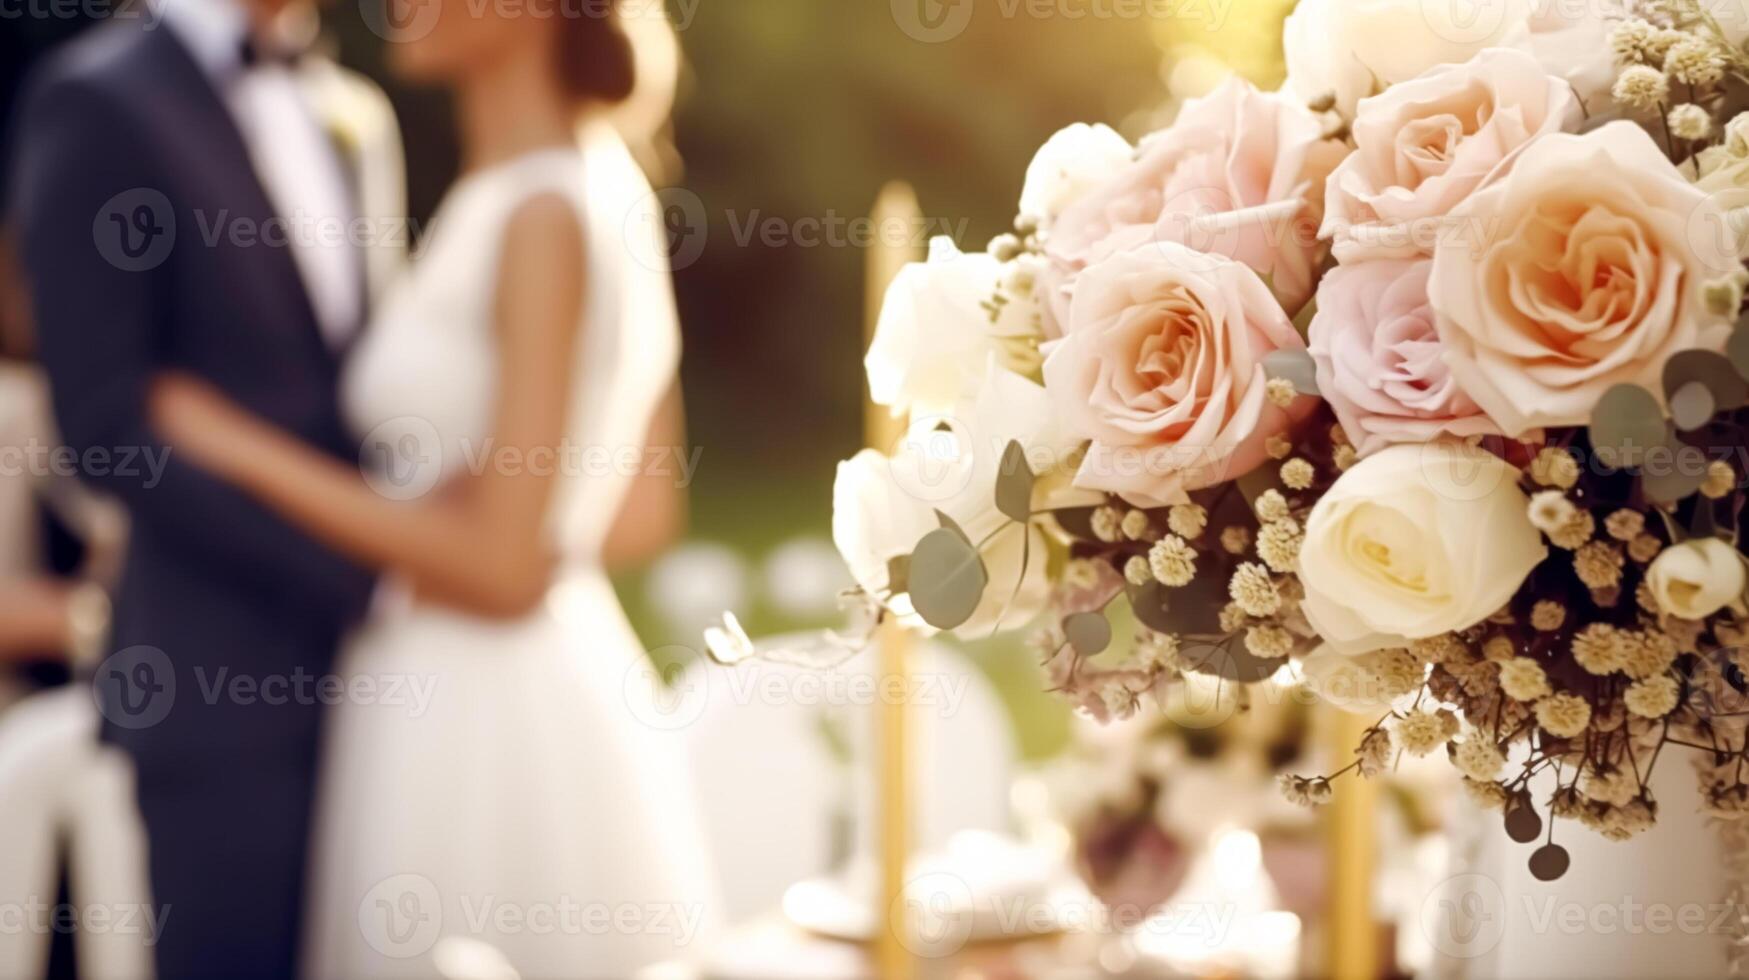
[150,195,588,619]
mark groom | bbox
[7,1,404,975]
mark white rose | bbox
[865,238,1043,419]
[1299,442,1547,655]
[1018,123,1134,225]
[1646,538,1747,620]
[1283,0,1534,117]
[833,365,1098,638]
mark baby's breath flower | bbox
[1333,444,1359,471]
[1124,555,1154,587]
[1356,726,1393,777]
[1265,377,1298,409]
[1620,630,1678,680]
[1463,778,1509,811]
[1396,710,1453,756]
[1571,623,1625,675]
[1483,635,1516,663]
[1246,624,1294,659]
[1091,505,1123,543]
[1136,631,1181,671]
[1167,503,1207,539]
[1453,737,1506,781]
[1547,510,1595,550]
[1646,27,1684,63]
[1613,64,1669,108]
[1530,448,1580,489]
[1256,518,1304,573]
[1148,535,1197,587]
[1062,559,1101,590]
[1702,460,1736,499]
[1584,767,1639,807]
[1625,674,1680,718]
[1218,601,1249,633]
[1120,509,1152,541]
[1609,17,1656,62]
[1280,458,1315,490]
[1704,274,1745,317]
[1574,541,1625,589]
[1366,648,1424,698]
[1266,434,1293,460]
[1531,600,1566,632]
[1229,563,1281,617]
[1665,39,1725,87]
[1500,658,1552,701]
[1099,682,1139,721]
[1628,533,1663,563]
[1220,525,1250,555]
[1668,103,1713,141]
[1254,489,1290,524]
[1528,490,1577,535]
[1605,509,1645,542]
[1279,774,1333,807]
[1536,692,1592,738]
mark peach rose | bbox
[1309,258,1498,456]
[1042,241,1313,505]
[1323,48,1579,263]
[1039,77,1345,334]
[1429,122,1739,436]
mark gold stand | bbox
[865,182,923,980]
[1325,708,1379,979]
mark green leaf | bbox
[1126,579,1175,634]
[935,509,970,543]
[1262,348,1320,397]
[1670,380,1716,432]
[1063,612,1113,656]
[1642,442,1709,504]
[908,528,989,631]
[994,440,1035,524]
[1663,349,1747,414]
[1180,636,1287,683]
[1590,383,1669,470]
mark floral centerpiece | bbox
[751,0,1749,881]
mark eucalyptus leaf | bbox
[1126,580,1175,634]
[908,528,989,631]
[1670,380,1716,432]
[1180,636,1287,683]
[994,440,1035,524]
[885,554,910,596]
[1642,443,1710,504]
[1262,348,1320,397]
[935,509,970,543]
[1728,322,1749,383]
[1664,349,1747,413]
[1590,383,1669,469]
[1063,612,1113,657]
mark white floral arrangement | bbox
[706,0,1749,881]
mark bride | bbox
[149,5,719,977]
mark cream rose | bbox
[865,238,1043,419]
[1019,123,1134,227]
[1429,122,1739,436]
[1040,76,1345,330]
[1322,48,1578,262]
[1041,241,1312,506]
[1645,538,1747,620]
[1309,258,1498,455]
[834,365,1097,637]
[1299,442,1547,655]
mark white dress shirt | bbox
[163,0,364,349]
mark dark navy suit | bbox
[8,19,377,979]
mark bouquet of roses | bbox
[809,0,1749,880]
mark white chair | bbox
[0,687,153,980]
[677,636,1017,924]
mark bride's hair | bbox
[558,6,637,105]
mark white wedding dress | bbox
[304,123,720,979]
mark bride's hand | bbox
[148,372,262,477]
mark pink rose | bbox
[1308,258,1498,456]
[1039,77,1345,334]
[1323,48,1579,263]
[1042,241,1313,505]
[1430,122,1740,436]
